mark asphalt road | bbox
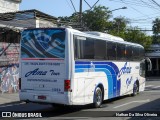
[0,80,159,120]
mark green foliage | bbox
[82,5,112,32]
[124,27,152,49]
[152,18,160,44]
[58,5,152,49]
[108,17,152,49]
[108,16,129,38]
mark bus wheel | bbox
[132,82,139,96]
[93,87,102,108]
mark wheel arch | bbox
[134,79,139,90]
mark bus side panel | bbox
[84,71,108,104]
[72,61,145,105]
[72,67,108,105]
[72,73,85,105]
[116,61,145,96]
[130,62,145,92]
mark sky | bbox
[20,0,160,35]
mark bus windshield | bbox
[21,28,65,58]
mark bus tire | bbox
[132,82,139,96]
[93,87,103,108]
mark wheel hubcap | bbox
[96,90,102,105]
[134,84,138,94]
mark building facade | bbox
[0,0,58,93]
[145,44,160,77]
[0,0,21,13]
[0,9,57,29]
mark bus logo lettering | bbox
[126,77,133,88]
[50,70,60,76]
[25,68,47,77]
[117,62,132,80]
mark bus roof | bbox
[85,31,124,41]
[67,28,143,48]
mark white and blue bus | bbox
[19,27,146,107]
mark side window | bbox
[74,36,94,59]
[132,46,140,61]
[74,36,79,59]
[126,45,132,60]
[117,43,125,60]
[107,42,116,60]
[139,47,145,60]
[82,38,94,59]
[94,40,106,60]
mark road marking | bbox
[145,85,154,87]
[0,102,24,108]
[143,90,160,92]
[152,86,160,89]
[113,99,150,109]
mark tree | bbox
[82,5,112,31]
[108,16,129,38]
[58,12,79,26]
[124,27,152,49]
[57,6,152,49]
[152,18,160,44]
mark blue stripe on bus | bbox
[95,68,113,98]
[95,65,116,98]
[75,69,85,73]
[75,61,120,98]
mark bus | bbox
[19,27,146,108]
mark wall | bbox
[0,42,19,94]
[0,0,20,13]
[0,19,36,28]
[37,19,57,28]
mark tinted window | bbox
[126,45,132,60]
[107,42,116,60]
[74,35,144,61]
[132,46,140,61]
[74,36,79,59]
[74,36,94,59]
[117,43,125,60]
[83,38,94,59]
[94,40,106,59]
[139,47,145,60]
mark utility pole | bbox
[79,0,82,26]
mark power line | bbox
[151,0,160,8]
[111,0,158,9]
[131,12,160,20]
[90,0,100,10]
[140,0,159,11]
[65,0,74,12]
[83,0,91,9]
[120,0,150,17]
[69,0,77,13]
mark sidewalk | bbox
[0,93,20,105]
